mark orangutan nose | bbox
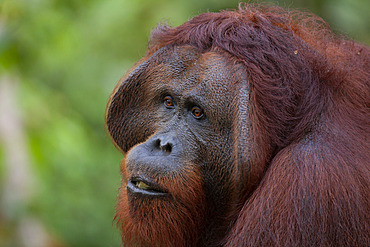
[152,135,175,155]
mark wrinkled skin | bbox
[106,46,253,246]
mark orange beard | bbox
[115,161,206,247]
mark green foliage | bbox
[0,0,368,246]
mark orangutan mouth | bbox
[127,177,168,197]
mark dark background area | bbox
[0,0,368,246]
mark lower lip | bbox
[126,180,168,198]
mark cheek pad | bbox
[106,58,156,153]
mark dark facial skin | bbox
[106,45,250,246]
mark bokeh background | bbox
[0,0,368,246]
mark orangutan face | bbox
[106,45,251,246]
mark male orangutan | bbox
[105,3,369,247]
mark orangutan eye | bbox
[191,106,203,119]
[164,96,174,108]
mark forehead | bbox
[148,45,247,105]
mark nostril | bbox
[161,143,172,154]
[154,139,161,149]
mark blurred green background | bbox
[0,0,368,246]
